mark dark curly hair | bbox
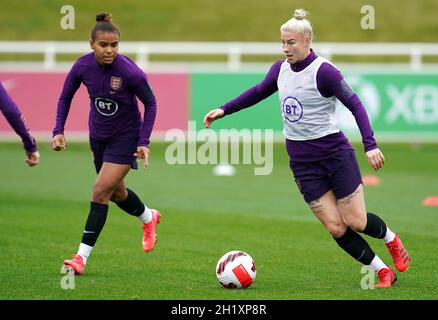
[91,12,120,41]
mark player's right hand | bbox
[52,134,67,151]
[203,109,224,128]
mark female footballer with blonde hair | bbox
[204,9,410,287]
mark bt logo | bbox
[282,96,303,122]
[95,98,118,116]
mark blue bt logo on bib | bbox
[95,98,118,116]
[282,96,303,123]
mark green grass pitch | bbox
[0,141,437,299]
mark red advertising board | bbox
[0,72,188,137]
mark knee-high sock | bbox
[334,227,376,265]
[361,212,387,239]
[81,201,108,247]
[114,188,152,223]
[114,188,144,217]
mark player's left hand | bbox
[366,148,385,171]
[203,108,224,128]
[134,146,150,170]
[25,150,40,167]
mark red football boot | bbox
[63,254,85,275]
[142,209,161,252]
[386,234,410,272]
[375,266,397,288]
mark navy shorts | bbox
[89,136,138,173]
[290,149,362,203]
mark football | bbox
[216,250,256,289]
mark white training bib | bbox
[277,57,339,141]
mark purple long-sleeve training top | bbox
[53,52,157,147]
[0,82,38,152]
[220,49,377,161]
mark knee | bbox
[326,222,347,238]
[110,188,127,203]
[92,184,113,203]
[346,217,367,233]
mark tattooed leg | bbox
[308,190,347,238]
[337,184,367,232]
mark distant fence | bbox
[1,41,438,71]
[1,70,438,142]
[1,41,438,143]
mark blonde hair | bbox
[280,9,313,41]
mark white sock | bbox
[138,206,152,223]
[368,255,388,272]
[78,243,93,265]
[383,227,396,244]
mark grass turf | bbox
[0,141,437,299]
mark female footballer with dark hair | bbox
[0,82,39,166]
[53,13,160,275]
[204,9,410,287]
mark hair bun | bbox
[293,8,308,20]
[96,12,112,23]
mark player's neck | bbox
[290,49,315,72]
